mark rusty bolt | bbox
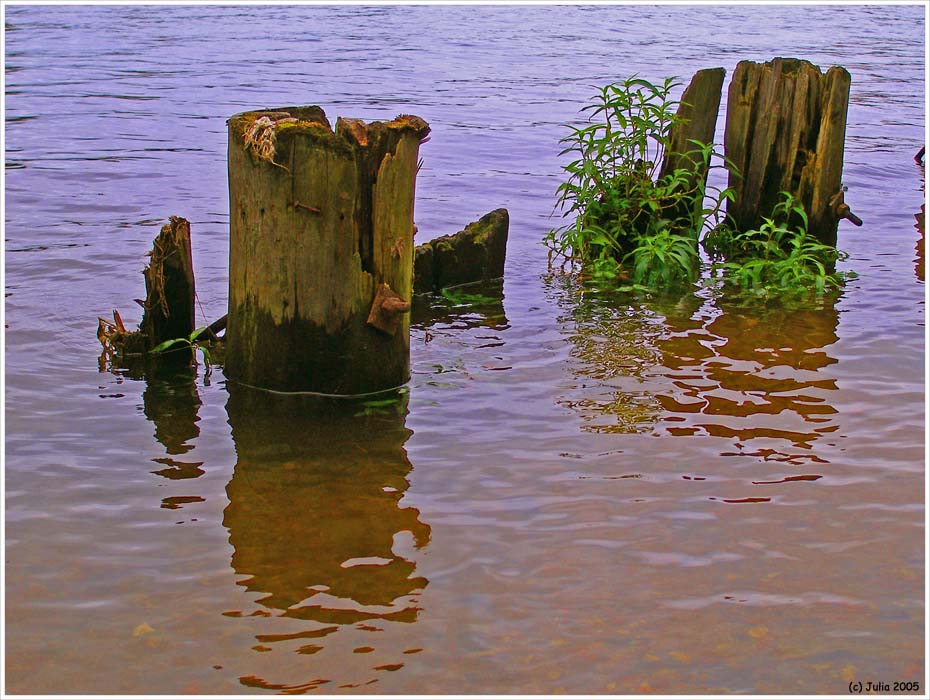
[381,297,410,314]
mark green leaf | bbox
[151,338,190,353]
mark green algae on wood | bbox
[413,208,509,295]
[225,106,430,394]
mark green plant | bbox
[150,327,214,369]
[707,192,855,298]
[545,76,733,289]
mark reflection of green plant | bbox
[353,390,408,417]
[151,327,214,369]
[545,76,733,288]
[439,288,499,307]
[706,192,855,298]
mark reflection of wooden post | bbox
[724,58,857,247]
[226,107,429,393]
[223,385,429,616]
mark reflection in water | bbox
[552,282,669,433]
[142,369,201,456]
[550,274,841,464]
[411,278,509,332]
[141,371,206,508]
[916,202,925,282]
[223,385,429,689]
[658,295,840,456]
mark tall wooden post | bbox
[724,58,857,247]
[658,67,726,233]
[226,107,429,394]
[660,68,725,186]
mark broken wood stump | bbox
[141,215,196,347]
[98,216,196,374]
[226,106,430,394]
[413,208,509,295]
[658,67,726,231]
[724,57,859,247]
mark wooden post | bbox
[413,208,509,295]
[660,68,726,191]
[140,216,195,347]
[226,107,430,394]
[724,57,858,247]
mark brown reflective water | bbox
[5,4,925,695]
[223,391,429,691]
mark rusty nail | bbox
[293,200,321,214]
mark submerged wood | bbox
[658,67,726,227]
[226,106,430,393]
[724,57,858,247]
[413,208,509,295]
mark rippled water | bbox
[5,5,926,694]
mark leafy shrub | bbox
[546,76,851,298]
[705,192,855,297]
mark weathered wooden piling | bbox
[724,57,859,247]
[659,68,726,190]
[97,216,195,375]
[413,208,509,295]
[225,106,430,394]
[141,216,195,347]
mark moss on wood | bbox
[413,208,509,295]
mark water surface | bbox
[4,5,925,694]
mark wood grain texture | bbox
[658,67,725,233]
[724,58,851,247]
[141,216,195,347]
[659,67,725,186]
[226,107,429,393]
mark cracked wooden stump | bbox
[724,57,858,247]
[141,215,196,348]
[226,106,430,393]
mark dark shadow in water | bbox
[411,278,509,332]
[547,272,841,464]
[142,367,202,455]
[141,369,206,507]
[223,384,430,625]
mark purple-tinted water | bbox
[5,5,925,694]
